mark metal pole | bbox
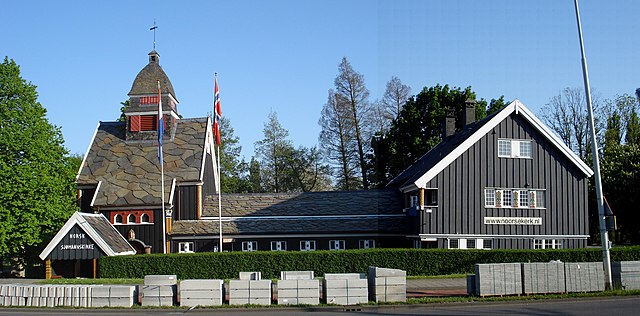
[217,143,223,252]
[573,0,612,289]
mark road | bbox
[0,296,638,315]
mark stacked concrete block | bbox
[474,263,522,296]
[367,266,406,302]
[228,279,272,305]
[522,262,566,294]
[277,271,319,305]
[613,261,640,290]
[323,273,368,305]
[0,284,97,307]
[565,262,604,293]
[91,285,137,307]
[179,279,224,307]
[239,271,262,280]
[142,275,177,306]
[466,275,476,296]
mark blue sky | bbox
[2,1,638,160]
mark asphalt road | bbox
[0,296,638,316]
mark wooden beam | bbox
[197,185,202,219]
[92,259,97,279]
[419,188,425,208]
[45,259,51,279]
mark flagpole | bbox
[158,80,167,254]
[217,142,222,252]
[214,74,223,253]
[574,0,611,289]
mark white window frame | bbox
[519,190,529,207]
[127,214,136,224]
[498,139,533,159]
[270,241,287,251]
[482,239,493,250]
[533,239,563,249]
[448,239,459,249]
[140,213,150,223]
[178,241,194,253]
[329,240,345,251]
[484,189,496,207]
[242,241,257,252]
[359,239,375,249]
[114,214,123,224]
[503,190,513,207]
[300,240,316,251]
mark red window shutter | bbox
[130,116,141,132]
[140,115,157,131]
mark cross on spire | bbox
[150,19,158,50]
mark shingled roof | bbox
[202,190,404,217]
[77,117,211,208]
[128,50,177,100]
[171,216,406,236]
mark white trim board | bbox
[401,100,593,192]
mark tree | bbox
[248,157,263,193]
[287,146,332,192]
[382,76,412,120]
[319,89,360,190]
[369,84,487,187]
[487,96,507,115]
[0,57,78,271]
[255,111,294,193]
[217,116,250,193]
[333,57,371,189]
[540,87,605,161]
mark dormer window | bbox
[130,115,163,132]
[127,214,136,224]
[114,214,123,224]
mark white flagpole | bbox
[158,80,167,254]
[214,75,223,253]
[574,0,611,289]
[217,143,222,252]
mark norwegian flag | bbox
[213,77,222,145]
[157,80,164,163]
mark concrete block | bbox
[280,271,314,280]
[368,266,406,278]
[142,285,176,297]
[565,262,604,293]
[239,272,262,280]
[180,298,223,306]
[522,262,566,294]
[142,296,174,307]
[324,273,365,280]
[475,263,523,296]
[144,275,177,286]
[278,296,319,305]
[179,279,223,291]
[180,290,222,300]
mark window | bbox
[300,240,316,251]
[519,190,529,207]
[448,239,459,249]
[114,214,123,224]
[242,241,257,252]
[533,239,562,249]
[140,115,157,131]
[329,240,345,250]
[482,239,493,250]
[467,239,476,249]
[425,189,438,206]
[178,242,194,253]
[270,241,287,251]
[498,139,532,158]
[503,190,513,207]
[140,213,150,223]
[409,195,419,208]
[127,214,136,224]
[535,191,545,208]
[485,189,496,207]
[359,240,375,249]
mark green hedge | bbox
[99,247,640,279]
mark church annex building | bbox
[41,50,593,276]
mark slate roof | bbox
[77,118,209,208]
[39,212,136,260]
[171,216,406,236]
[128,50,177,100]
[202,190,404,217]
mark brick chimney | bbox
[464,98,476,126]
[442,107,456,138]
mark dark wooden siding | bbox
[423,114,589,247]
[79,188,95,213]
[113,209,163,254]
[176,185,198,220]
[203,153,216,196]
[49,225,106,260]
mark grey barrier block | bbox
[228,280,271,305]
[142,296,174,307]
[522,262,566,294]
[143,285,176,297]
[144,275,177,286]
[613,261,640,290]
[323,274,368,305]
[277,279,320,305]
[565,262,604,293]
[280,271,314,280]
[179,280,224,307]
[181,298,224,306]
[179,279,224,291]
[239,272,262,280]
[368,266,406,278]
[474,263,522,296]
[324,273,365,280]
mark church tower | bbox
[124,50,180,141]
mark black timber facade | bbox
[390,100,592,250]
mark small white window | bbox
[485,189,496,207]
[519,141,532,158]
[467,239,476,249]
[127,214,136,224]
[535,190,545,208]
[449,239,459,249]
[242,241,257,252]
[519,190,529,208]
[534,239,562,249]
[300,240,316,251]
[114,214,123,224]
[359,240,375,249]
[329,240,345,250]
[482,239,493,250]
[140,213,150,223]
[498,139,512,157]
[270,241,287,251]
[178,242,194,253]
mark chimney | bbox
[442,107,456,138]
[464,98,476,126]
